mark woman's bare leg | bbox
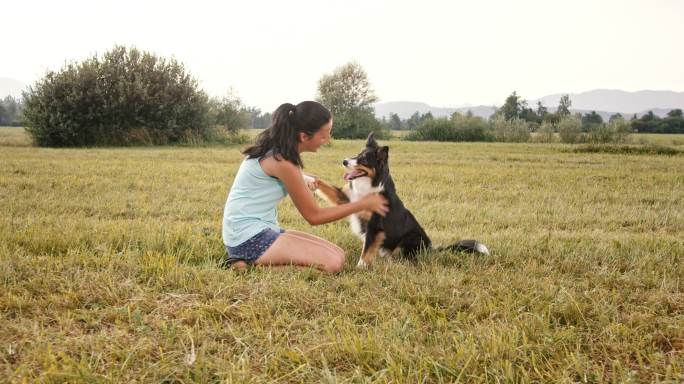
[283,230,345,255]
[255,232,346,273]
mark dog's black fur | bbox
[315,133,489,267]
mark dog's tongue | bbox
[344,170,364,181]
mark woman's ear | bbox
[298,132,308,143]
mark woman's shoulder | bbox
[260,155,299,178]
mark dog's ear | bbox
[377,146,389,162]
[365,132,378,148]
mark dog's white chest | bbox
[349,178,383,202]
[347,178,383,240]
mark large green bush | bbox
[404,114,490,142]
[586,120,633,144]
[535,121,556,143]
[492,116,531,143]
[558,116,582,144]
[332,110,388,139]
[23,46,211,146]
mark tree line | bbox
[18,46,385,146]
[386,91,684,143]
[11,45,684,146]
[0,96,23,126]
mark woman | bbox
[222,101,388,272]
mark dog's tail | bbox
[435,240,490,255]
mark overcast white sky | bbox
[3,0,683,111]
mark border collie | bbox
[315,133,490,268]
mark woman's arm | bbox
[261,157,387,226]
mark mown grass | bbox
[572,144,684,156]
[0,127,32,147]
[1,129,683,382]
[633,133,684,146]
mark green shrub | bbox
[558,116,582,144]
[404,114,490,142]
[201,124,251,145]
[492,116,531,142]
[405,117,488,141]
[586,124,614,144]
[208,94,250,135]
[332,110,387,139]
[609,120,632,143]
[535,121,556,143]
[451,112,490,141]
[22,46,211,147]
[585,119,633,144]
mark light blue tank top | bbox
[222,155,288,247]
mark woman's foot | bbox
[231,260,248,271]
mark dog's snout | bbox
[342,159,348,166]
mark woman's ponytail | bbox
[242,101,331,168]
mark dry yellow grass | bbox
[1,128,683,382]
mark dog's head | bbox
[342,132,389,182]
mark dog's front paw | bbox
[356,258,369,269]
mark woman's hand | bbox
[362,193,389,217]
[302,173,317,191]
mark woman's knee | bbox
[324,250,346,273]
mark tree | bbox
[581,111,603,132]
[542,112,560,125]
[667,109,683,118]
[497,91,539,124]
[0,96,22,126]
[660,109,684,133]
[608,113,624,123]
[641,110,657,121]
[557,94,572,117]
[23,45,210,146]
[631,111,660,133]
[388,113,402,131]
[519,107,540,124]
[536,101,548,119]
[405,111,421,131]
[316,62,384,138]
[499,91,523,120]
[209,92,249,134]
[0,103,6,125]
[248,108,272,129]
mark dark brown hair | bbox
[242,101,331,168]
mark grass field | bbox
[1,127,683,382]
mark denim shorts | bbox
[222,228,284,267]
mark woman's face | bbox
[299,119,332,153]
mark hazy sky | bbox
[3,0,683,111]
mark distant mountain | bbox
[374,101,476,120]
[0,77,27,98]
[451,106,497,119]
[375,90,684,121]
[531,89,684,115]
